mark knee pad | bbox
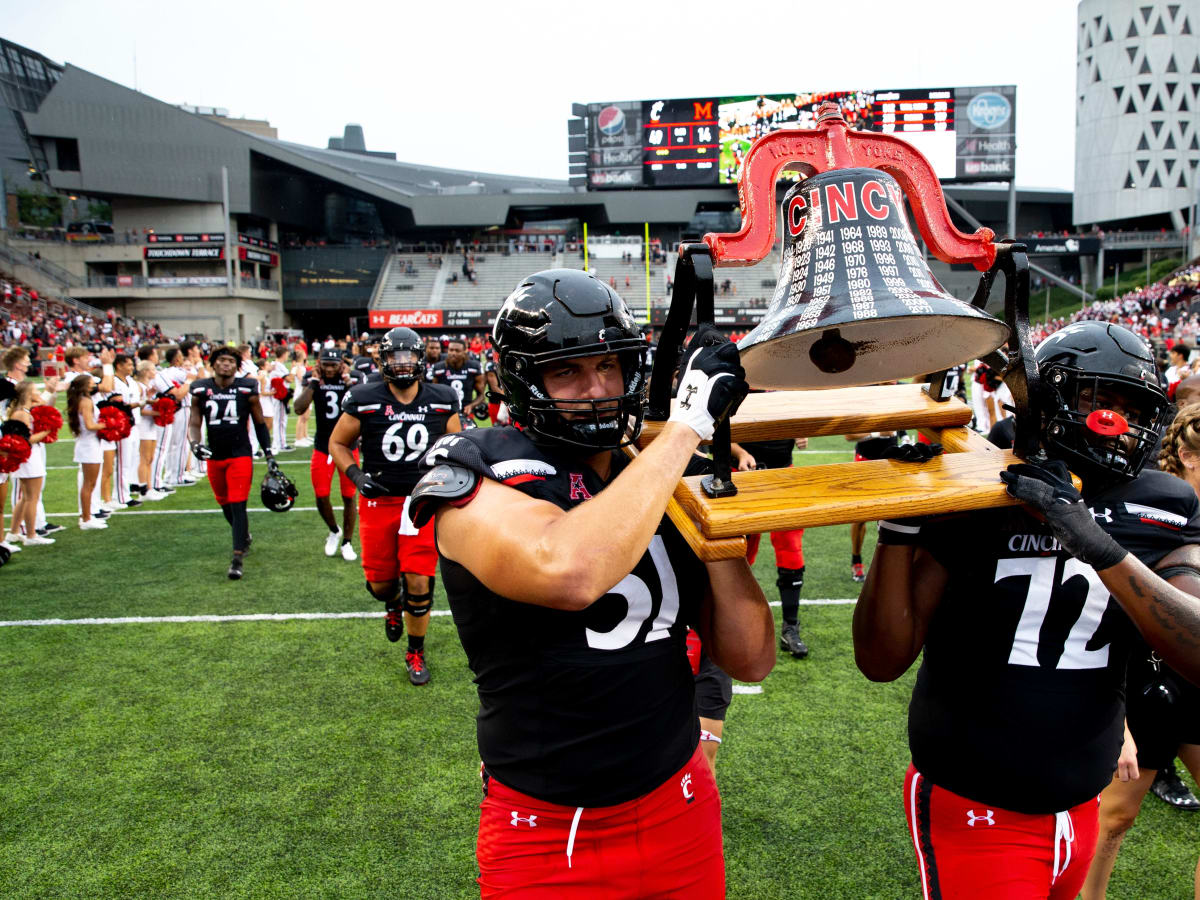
[402,590,433,617]
[365,580,400,604]
[776,567,805,591]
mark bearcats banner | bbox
[369,309,443,329]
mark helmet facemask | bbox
[1042,363,1169,482]
[381,346,424,388]
[501,339,647,451]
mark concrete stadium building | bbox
[1075,0,1200,228]
[1,37,1082,340]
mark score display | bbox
[579,86,1013,189]
[642,97,719,187]
[868,88,956,182]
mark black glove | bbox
[999,460,1128,570]
[669,324,749,440]
[266,457,282,478]
[347,464,389,499]
[190,440,213,461]
[881,442,943,464]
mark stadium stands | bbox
[372,254,443,310]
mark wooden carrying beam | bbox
[637,383,973,446]
[632,384,1068,559]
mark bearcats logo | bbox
[681,772,694,804]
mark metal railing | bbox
[0,240,81,287]
[84,274,279,292]
[1101,230,1184,247]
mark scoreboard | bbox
[643,97,719,187]
[577,86,1014,189]
[868,87,957,182]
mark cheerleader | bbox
[291,350,311,447]
[134,360,167,501]
[5,382,52,545]
[68,375,107,529]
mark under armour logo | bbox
[681,772,694,803]
[966,809,995,827]
[679,385,698,410]
[569,472,593,501]
[510,811,537,828]
[1091,507,1113,524]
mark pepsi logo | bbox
[597,105,625,137]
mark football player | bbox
[329,327,461,685]
[430,337,485,419]
[293,347,358,561]
[187,346,277,580]
[350,333,380,382]
[407,269,774,897]
[854,321,1200,900]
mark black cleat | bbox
[384,604,404,643]
[406,649,431,685]
[1151,765,1200,810]
[227,556,244,580]
[243,534,253,554]
[780,623,809,659]
[124,497,142,508]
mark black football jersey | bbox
[909,467,1200,814]
[342,379,457,494]
[190,377,257,459]
[306,375,354,455]
[414,426,707,807]
[430,361,479,408]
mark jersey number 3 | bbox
[996,557,1111,670]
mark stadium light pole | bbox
[644,221,650,323]
[583,222,589,272]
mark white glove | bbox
[668,324,749,440]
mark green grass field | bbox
[2,415,1197,898]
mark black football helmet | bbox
[492,268,646,450]
[379,327,425,387]
[1035,321,1169,482]
[260,464,298,512]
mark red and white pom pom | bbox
[152,396,178,426]
[97,406,132,443]
[30,405,63,444]
[270,376,288,400]
[0,435,32,473]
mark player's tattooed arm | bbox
[1097,544,1200,684]
[852,545,949,682]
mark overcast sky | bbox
[6,0,1079,189]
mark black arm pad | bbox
[410,463,480,528]
[344,463,364,487]
[254,420,271,451]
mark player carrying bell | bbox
[329,327,461,685]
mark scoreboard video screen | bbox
[642,97,719,187]
[578,86,1014,189]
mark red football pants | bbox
[477,743,724,899]
[310,448,357,499]
[357,494,437,582]
[904,764,1099,900]
[207,456,252,505]
[745,528,805,569]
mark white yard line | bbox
[1,601,856,628]
[45,506,321,517]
